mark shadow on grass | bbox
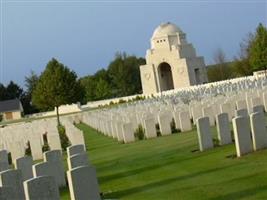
[209,185,267,200]
[103,164,243,199]
[97,149,200,184]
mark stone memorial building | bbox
[140,22,208,95]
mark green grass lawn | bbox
[61,123,267,200]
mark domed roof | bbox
[152,22,182,39]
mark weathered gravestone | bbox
[252,105,264,113]
[67,144,86,158]
[250,112,267,151]
[122,123,135,143]
[32,162,54,180]
[23,176,60,200]
[196,117,214,151]
[15,156,33,182]
[144,118,157,139]
[115,122,124,142]
[44,150,66,187]
[173,111,181,130]
[68,153,89,170]
[0,186,17,200]
[179,111,192,132]
[216,113,232,145]
[235,109,248,117]
[236,100,247,110]
[47,134,62,151]
[67,166,101,200]
[0,169,25,200]
[232,116,253,157]
[202,106,215,126]
[29,136,43,161]
[158,113,172,136]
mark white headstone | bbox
[179,111,192,132]
[0,186,17,199]
[23,176,60,200]
[158,113,172,136]
[232,116,253,157]
[144,118,157,139]
[44,150,66,187]
[67,144,85,158]
[15,156,33,182]
[196,117,214,151]
[250,112,267,151]
[67,153,89,170]
[202,106,215,126]
[0,150,9,172]
[216,113,232,145]
[67,166,101,200]
[0,169,25,200]
[235,109,248,117]
[122,123,135,143]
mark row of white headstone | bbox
[81,87,267,145]
[0,144,101,200]
[0,115,85,162]
[196,107,267,157]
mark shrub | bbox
[58,125,71,151]
[118,99,126,104]
[134,124,145,140]
[25,141,31,156]
[42,133,50,152]
[171,118,178,133]
[8,152,12,165]
[213,138,220,147]
[155,123,161,136]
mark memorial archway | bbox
[158,62,174,92]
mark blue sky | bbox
[1,0,266,87]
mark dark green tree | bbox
[5,81,23,99]
[0,83,7,100]
[25,71,39,95]
[32,58,83,125]
[248,23,267,72]
[95,78,111,100]
[80,75,97,102]
[22,71,40,114]
[108,53,145,96]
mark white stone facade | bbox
[140,22,208,95]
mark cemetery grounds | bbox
[60,116,267,200]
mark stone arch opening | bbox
[158,62,174,92]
